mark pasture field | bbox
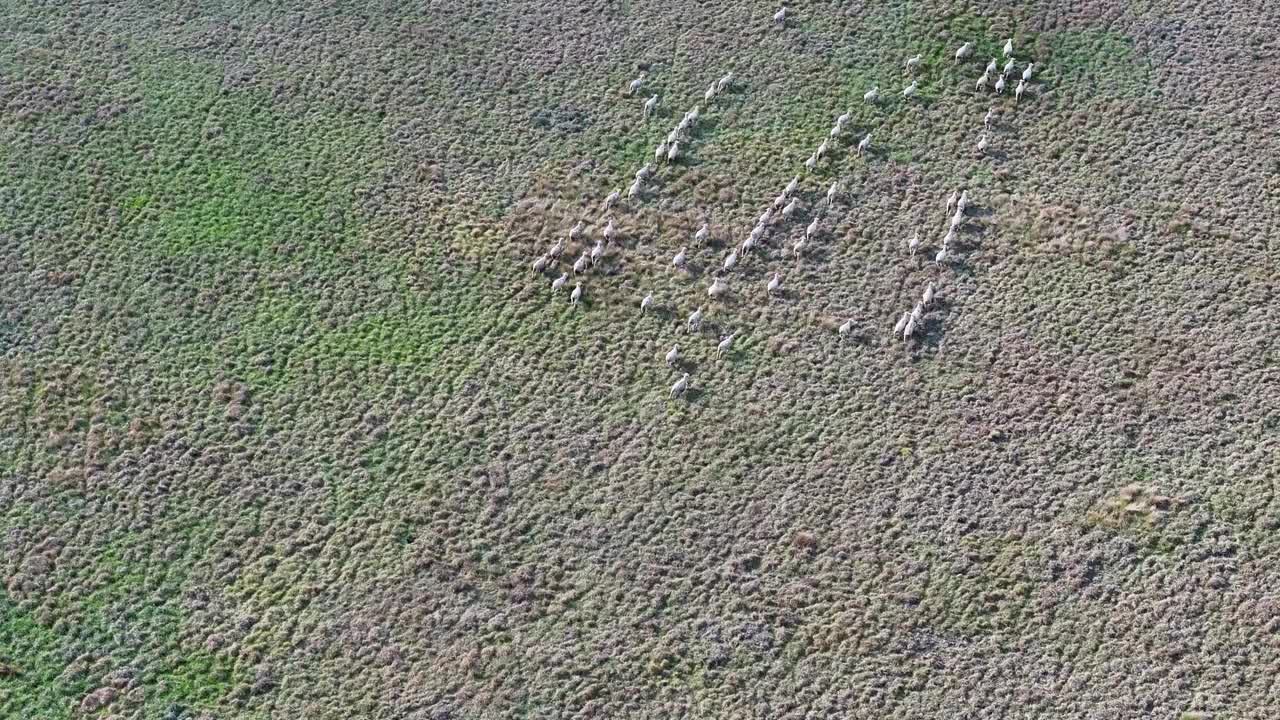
[2,0,1278,717]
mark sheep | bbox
[767,272,782,296]
[934,247,947,266]
[716,72,734,94]
[570,220,585,240]
[1015,78,1026,102]
[857,133,872,154]
[942,228,956,248]
[984,106,995,128]
[688,307,704,332]
[951,208,966,229]
[695,223,710,245]
[995,76,1006,94]
[792,236,808,258]
[603,189,621,211]
[826,181,840,207]
[628,178,643,200]
[1022,62,1035,81]
[816,139,830,159]
[551,272,569,293]
[903,80,918,98]
[804,154,818,173]
[705,82,718,103]
[590,240,604,266]
[740,235,756,255]
[1003,39,1014,57]
[957,190,970,215]
[1003,56,1016,77]
[669,127,684,144]
[907,230,921,257]
[838,319,854,339]
[708,277,728,298]
[911,301,923,324]
[628,74,646,95]
[785,175,800,197]
[773,6,787,25]
[723,249,739,273]
[549,237,565,259]
[643,94,659,119]
[672,248,690,271]
[573,251,590,275]
[570,283,583,305]
[836,110,851,128]
[635,164,654,181]
[906,54,923,73]
[955,42,973,63]
[670,372,690,399]
[750,224,766,243]
[685,106,701,127]
[603,218,617,243]
[805,217,820,240]
[977,133,989,155]
[641,293,654,315]
[830,123,843,139]
[986,57,998,75]
[947,189,959,216]
[759,207,776,226]
[717,333,736,358]
[904,314,917,340]
[923,281,936,307]
[665,344,680,366]
[864,86,879,103]
[532,253,551,273]
[782,198,799,222]
[667,141,681,162]
[772,193,788,210]
[976,71,990,90]
[893,312,910,336]
[655,141,668,161]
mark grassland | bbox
[2,0,1278,718]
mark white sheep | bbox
[628,74,646,95]
[942,228,956,248]
[570,283,582,305]
[573,251,590,275]
[641,293,654,315]
[830,123,843,139]
[922,281,936,307]
[708,277,728,298]
[934,247,947,266]
[1003,39,1014,58]
[672,247,688,269]
[957,190,970,214]
[667,141,681,162]
[804,154,818,173]
[792,236,808,258]
[533,254,550,273]
[826,181,840,206]
[759,207,775,226]
[977,133,989,155]
[767,272,782,296]
[590,240,604,266]
[723,249,738,272]
[688,307,703,332]
[986,57,998,75]
[911,301,923,324]
[1022,62,1035,81]
[655,141,668,161]
[907,230,921,257]
[740,235,755,255]
[773,6,787,25]
[858,133,872,154]
[750,224,766,243]
[695,223,710,245]
[570,220,585,240]
[603,189,621,211]
[903,314,917,340]
[549,237,565,258]
[836,110,851,127]
[551,272,569,293]
[805,217,820,239]
[976,71,990,91]
[716,72,734,93]
[603,218,616,243]
[864,86,879,103]
[782,198,799,221]
[838,319,853,339]
[906,54,923,73]
[903,80,918,98]
[643,94,659,119]
[995,76,1006,94]
[716,333,736,358]
[893,312,910,336]
[947,189,959,215]
[670,372,690,399]
[816,139,830,159]
[785,175,800,197]
[951,208,966,229]
[628,178,643,200]
[955,42,973,63]
[984,106,995,128]
[1003,56,1015,77]
[705,82,718,103]
[635,164,654,181]
[665,344,680,366]
[1015,78,1027,102]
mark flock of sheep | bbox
[529,13,1041,402]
